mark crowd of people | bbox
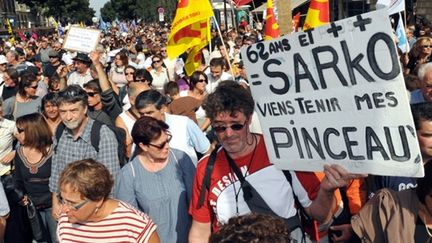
[0,10,429,243]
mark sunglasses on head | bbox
[148,133,172,149]
[213,121,248,133]
[86,92,98,97]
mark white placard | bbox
[63,27,101,53]
[241,9,424,177]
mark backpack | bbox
[54,120,128,167]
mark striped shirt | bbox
[57,201,157,243]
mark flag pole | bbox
[211,15,234,77]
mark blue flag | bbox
[396,13,409,53]
[99,17,107,32]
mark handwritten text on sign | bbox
[241,9,423,177]
[63,27,101,53]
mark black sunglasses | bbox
[197,79,207,83]
[148,134,172,149]
[152,60,162,63]
[28,84,38,89]
[86,92,98,97]
[135,77,149,82]
[213,121,248,133]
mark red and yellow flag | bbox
[167,0,214,60]
[184,20,211,76]
[264,0,280,40]
[303,0,329,30]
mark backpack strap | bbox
[197,145,220,209]
[54,122,66,153]
[90,120,103,153]
[283,170,313,225]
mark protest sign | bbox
[63,27,100,53]
[241,9,424,177]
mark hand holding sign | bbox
[321,164,367,193]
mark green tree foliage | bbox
[100,1,116,22]
[17,0,95,24]
[100,0,178,23]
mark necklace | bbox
[231,134,257,215]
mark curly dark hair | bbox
[203,81,254,121]
[210,213,291,243]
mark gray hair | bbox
[418,63,432,82]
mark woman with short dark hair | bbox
[115,116,195,243]
[57,158,160,243]
[3,72,41,119]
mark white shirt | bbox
[205,70,233,94]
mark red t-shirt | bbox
[189,135,316,231]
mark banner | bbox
[241,9,423,177]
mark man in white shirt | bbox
[67,53,93,87]
[205,57,233,94]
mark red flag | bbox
[264,0,280,40]
[292,12,301,32]
[235,0,252,6]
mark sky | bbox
[89,0,109,17]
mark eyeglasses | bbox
[125,72,135,75]
[86,92,98,97]
[135,77,149,82]
[197,79,207,83]
[147,133,172,149]
[28,84,38,89]
[213,120,248,133]
[152,60,162,63]
[422,45,432,48]
[16,127,24,133]
[57,194,89,211]
[160,49,167,52]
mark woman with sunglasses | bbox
[115,116,195,243]
[149,54,169,92]
[13,113,56,242]
[404,37,432,75]
[3,72,41,120]
[57,158,160,243]
[183,71,211,131]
